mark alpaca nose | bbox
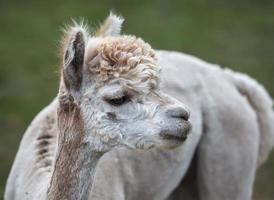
[166,106,190,121]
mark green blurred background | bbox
[0,0,273,199]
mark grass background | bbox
[0,0,273,199]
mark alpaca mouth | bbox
[159,121,192,142]
[160,133,187,141]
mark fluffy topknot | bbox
[87,35,157,82]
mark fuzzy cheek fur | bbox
[80,97,159,150]
[80,90,186,151]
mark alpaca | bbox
[5,14,274,200]
[4,14,191,200]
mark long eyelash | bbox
[105,95,130,106]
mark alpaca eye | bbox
[106,95,130,106]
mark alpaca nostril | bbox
[166,107,190,121]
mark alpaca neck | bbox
[47,103,104,200]
[48,145,103,200]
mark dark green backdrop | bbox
[0,0,273,199]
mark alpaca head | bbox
[57,14,191,152]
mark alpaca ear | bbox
[95,12,124,37]
[61,25,88,97]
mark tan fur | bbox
[87,36,157,82]
[48,96,86,200]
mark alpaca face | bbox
[80,76,191,152]
[59,21,191,152]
